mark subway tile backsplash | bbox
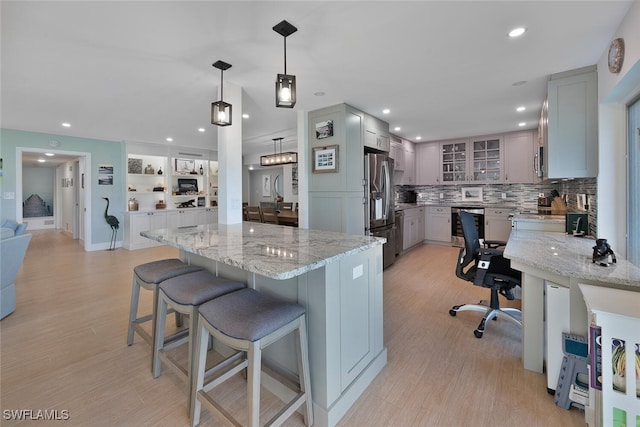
[396,178,598,236]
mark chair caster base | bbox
[474,329,484,338]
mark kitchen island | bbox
[503,230,640,373]
[141,222,386,427]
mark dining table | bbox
[276,209,298,226]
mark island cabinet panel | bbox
[309,191,365,236]
[339,250,374,387]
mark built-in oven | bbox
[451,207,484,247]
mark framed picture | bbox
[315,120,334,139]
[99,165,113,174]
[98,175,113,185]
[312,145,339,173]
[127,158,142,174]
[175,158,195,174]
[461,187,483,202]
[262,175,271,197]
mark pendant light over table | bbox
[260,138,298,166]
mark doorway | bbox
[17,148,92,250]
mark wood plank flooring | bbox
[0,230,586,426]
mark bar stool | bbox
[127,259,204,369]
[153,269,245,413]
[190,288,313,427]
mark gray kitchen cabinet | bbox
[308,103,368,236]
[543,66,598,179]
[440,139,469,184]
[415,142,440,185]
[425,206,451,244]
[402,207,425,250]
[402,139,415,185]
[470,136,502,183]
[364,113,390,153]
[484,207,513,242]
[390,138,404,171]
[504,130,536,184]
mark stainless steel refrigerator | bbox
[364,153,396,268]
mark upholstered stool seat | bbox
[127,259,204,371]
[190,288,313,427]
[153,270,245,414]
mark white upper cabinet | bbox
[544,66,598,179]
[504,131,535,184]
[415,142,441,185]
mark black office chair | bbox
[449,211,522,338]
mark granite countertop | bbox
[504,230,640,289]
[141,222,384,280]
[511,213,566,223]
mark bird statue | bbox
[102,197,119,250]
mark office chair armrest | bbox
[483,240,507,249]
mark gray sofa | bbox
[1,233,32,319]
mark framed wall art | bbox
[315,120,334,139]
[312,145,339,173]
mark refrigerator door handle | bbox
[381,160,390,220]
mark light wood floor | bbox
[0,230,586,426]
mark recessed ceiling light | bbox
[516,106,526,112]
[45,153,54,156]
[242,114,250,119]
[37,159,46,163]
[248,165,254,170]
[166,137,173,142]
[415,136,422,140]
[394,127,401,132]
[508,27,527,38]
[382,109,390,114]
[518,122,526,127]
[198,128,205,133]
[61,122,71,127]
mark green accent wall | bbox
[0,128,124,247]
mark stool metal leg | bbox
[247,343,261,427]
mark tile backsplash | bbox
[396,178,598,236]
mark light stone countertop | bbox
[141,222,384,280]
[511,213,566,224]
[504,230,640,289]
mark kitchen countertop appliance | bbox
[365,153,396,268]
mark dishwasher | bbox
[394,210,404,255]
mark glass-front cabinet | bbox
[471,137,501,182]
[439,137,502,184]
[441,140,468,183]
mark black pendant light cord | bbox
[283,37,287,75]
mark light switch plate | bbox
[4,192,15,199]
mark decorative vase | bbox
[199,165,204,175]
[157,167,163,175]
[145,164,154,174]
[128,198,139,211]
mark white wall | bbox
[597,0,640,256]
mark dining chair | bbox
[260,201,276,209]
[280,202,293,211]
[246,206,262,222]
[261,207,279,224]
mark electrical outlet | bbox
[439,193,444,199]
[501,193,507,199]
[538,193,544,198]
[3,192,15,199]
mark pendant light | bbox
[273,20,297,108]
[211,60,232,126]
[260,137,298,166]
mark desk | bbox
[503,230,640,373]
[142,222,386,427]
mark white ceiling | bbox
[1,1,633,159]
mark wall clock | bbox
[608,38,624,74]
